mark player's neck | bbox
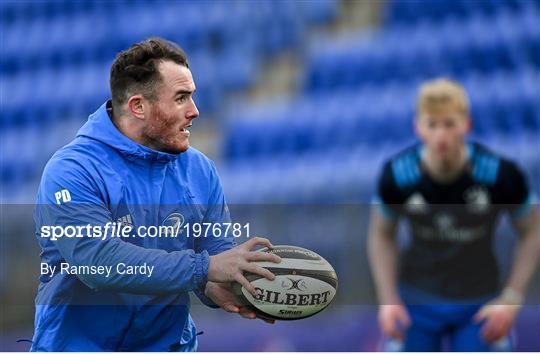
[422,144,468,183]
[111,113,150,149]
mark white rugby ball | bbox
[233,245,338,320]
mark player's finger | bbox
[381,319,402,340]
[474,306,490,323]
[496,321,512,341]
[486,317,509,342]
[488,326,506,342]
[241,237,273,250]
[397,308,411,328]
[259,317,275,324]
[234,273,258,296]
[388,328,403,341]
[243,263,276,281]
[246,251,281,263]
[483,326,497,343]
[238,307,257,319]
[222,303,240,313]
[238,306,256,315]
[481,316,500,342]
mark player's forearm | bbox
[368,213,401,304]
[505,212,540,297]
[56,236,209,294]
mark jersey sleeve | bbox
[496,159,535,220]
[374,161,402,220]
[35,156,209,295]
[193,160,236,307]
[194,160,236,255]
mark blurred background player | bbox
[368,78,540,351]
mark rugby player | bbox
[368,78,539,351]
[31,38,280,351]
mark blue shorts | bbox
[383,284,512,352]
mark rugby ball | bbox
[233,245,338,320]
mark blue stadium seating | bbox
[0,0,338,200]
[1,0,538,205]
[1,0,338,123]
[217,0,539,203]
[304,5,539,92]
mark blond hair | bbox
[417,78,470,116]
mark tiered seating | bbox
[224,68,539,160]
[1,0,337,123]
[219,0,540,203]
[0,0,337,201]
[304,4,539,91]
[384,0,540,25]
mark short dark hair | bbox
[109,37,189,113]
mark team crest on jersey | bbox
[405,192,429,214]
[162,213,185,237]
[464,186,491,213]
[434,212,455,230]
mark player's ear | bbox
[127,95,145,120]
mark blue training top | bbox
[32,101,234,351]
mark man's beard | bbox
[142,104,187,154]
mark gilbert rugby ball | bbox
[233,245,338,320]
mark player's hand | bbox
[207,237,282,296]
[378,304,411,341]
[204,281,275,324]
[474,301,520,342]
